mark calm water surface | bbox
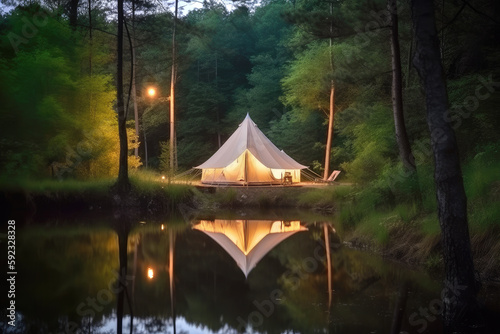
[2,210,499,333]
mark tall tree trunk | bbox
[388,0,416,172]
[131,1,139,159]
[67,0,80,29]
[323,2,335,181]
[169,0,178,172]
[143,126,148,168]
[116,0,129,191]
[410,0,482,331]
[215,53,221,148]
[87,0,93,176]
[88,0,92,74]
[406,38,413,89]
[323,82,335,180]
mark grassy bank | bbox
[189,184,355,213]
[0,171,194,216]
[329,145,500,281]
[2,165,498,282]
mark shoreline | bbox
[2,181,499,283]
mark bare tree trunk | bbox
[410,0,482,331]
[67,0,80,29]
[215,53,221,148]
[169,0,178,173]
[323,2,335,181]
[388,0,416,172]
[323,82,334,180]
[143,126,148,168]
[116,0,129,191]
[87,0,93,177]
[88,0,92,74]
[131,1,139,159]
[406,37,413,89]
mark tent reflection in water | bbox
[193,219,308,277]
[195,114,307,185]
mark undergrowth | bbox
[0,169,193,203]
[336,142,500,248]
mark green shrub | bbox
[298,188,333,207]
[420,213,441,236]
[424,253,442,272]
[469,202,500,232]
[463,143,500,200]
[394,202,419,224]
[358,212,390,245]
[215,188,239,207]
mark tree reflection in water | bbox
[9,211,500,333]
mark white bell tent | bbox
[195,114,307,185]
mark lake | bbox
[2,209,500,334]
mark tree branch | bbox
[438,1,467,32]
[461,0,500,25]
[76,23,117,37]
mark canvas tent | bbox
[195,114,307,185]
[193,219,307,277]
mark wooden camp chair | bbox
[327,170,341,182]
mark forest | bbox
[1,0,500,332]
[1,0,499,184]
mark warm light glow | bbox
[147,267,154,279]
[147,87,156,97]
[161,224,165,230]
[161,175,166,180]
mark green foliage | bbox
[339,103,395,184]
[420,213,441,236]
[129,169,192,201]
[0,177,114,194]
[158,141,170,173]
[0,4,137,180]
[267,109,324,166]
[281,41,331,112]
[424,253,443,272]
[394,202,419,224]
[357,212,390,246]
[214,188,239,207]
[297,185,354,208]
[469,202,500,232]
[463,143,500,199]
[0,1,498,251]
[463,143,500,231]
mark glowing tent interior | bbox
[193,219,307,277]
[195,114,307,185]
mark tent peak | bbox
[240,113,256,128]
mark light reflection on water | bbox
[4,211,500,334]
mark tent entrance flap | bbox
[270,169,301,182]
[201,151,247,184]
